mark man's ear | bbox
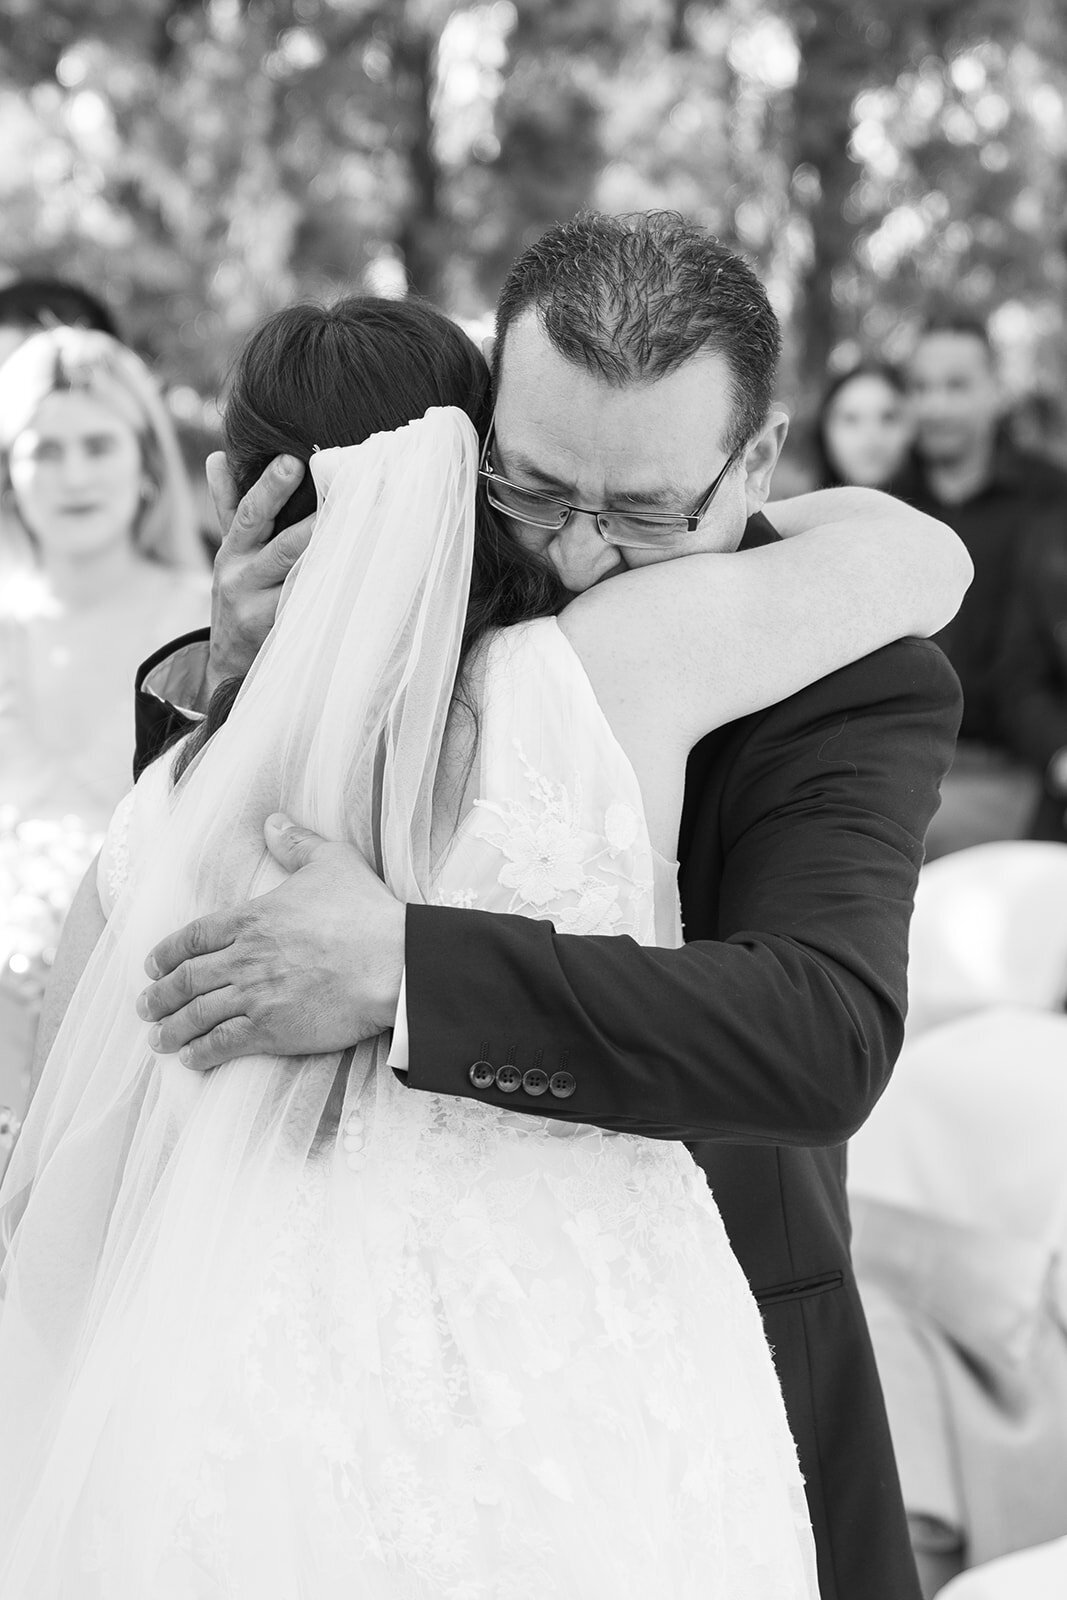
[481,334,495,367]
[741,408,789,515]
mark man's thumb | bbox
[264,812,323,871]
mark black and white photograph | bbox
[1,3,1066,1596]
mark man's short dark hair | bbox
[0,277,119,339]
[917,311,993,360]
[494,211,781,452]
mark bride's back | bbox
[432,617,679,948]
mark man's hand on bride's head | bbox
[205,453,315,696]
[136,815,405,1069]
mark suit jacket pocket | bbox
[755,1270,844,1309]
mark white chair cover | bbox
[906,841,1067,1038]
[938,1534,1067,1599]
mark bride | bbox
[0,296,968,1597]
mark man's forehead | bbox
[498,332,731,431]
[911,332,994,376]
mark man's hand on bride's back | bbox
[205,452,316,696]
[137,816,405,1069]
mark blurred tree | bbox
[3,0,1067,422]
[782,0,1067,392]
[0,0,518,390]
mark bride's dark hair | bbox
[174,296,563,780]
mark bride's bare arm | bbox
[558,489,971,749]
[28,857,106,1100]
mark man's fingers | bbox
[147,986,243,1055]
[145,913,238,982]
[205,451,239,537]
[221,455,305,555]
[177,1017,257,1073]
[138,950,238,1023]
[259,513,315,582]
[264,814,328,873]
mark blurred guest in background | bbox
[995,517,1067,845]
[0,326,207,1132]
[1009,388,1067,468]
[893,314,1067,858]
[0,281,122,583]
[814,360,913,489]
[0,276,120,370]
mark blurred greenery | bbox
[3,0,1067,439]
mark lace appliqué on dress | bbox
[435,740,653,942]
[96,786,136,916]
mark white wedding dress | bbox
[0,412,817,1599]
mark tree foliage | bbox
[3,0,1067,417]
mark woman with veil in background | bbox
[0,296,969,1596]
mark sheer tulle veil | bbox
[0,407,477,1583]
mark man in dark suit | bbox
[995,514,1067,846]
[892,315,1067,858]
[135,213,962,1600]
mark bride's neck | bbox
[43,540,140,609]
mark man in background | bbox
[893,313,1067,857]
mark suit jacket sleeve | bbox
[133,629,210,780]
[403,638,962,1147]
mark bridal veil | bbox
[0,407,477,1587]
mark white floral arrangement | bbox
[0,805,100,982]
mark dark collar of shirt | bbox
[891,439,1067,515]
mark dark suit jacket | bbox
[995,515,1067,844]
[134,515,962,1600]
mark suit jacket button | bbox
[522,1068,549,1097]
[468,1060,495,1090]
[549,1070,576,1099]
[496,1064,522,1093]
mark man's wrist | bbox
[205,642,242,701]
[368,898,406,1037]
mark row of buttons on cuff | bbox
[467,1060,576,1099]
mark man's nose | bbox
[550,512,624,592]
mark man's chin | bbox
[917,434,976,465]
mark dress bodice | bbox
[428,618,681,947]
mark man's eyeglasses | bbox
[477,422,743,550]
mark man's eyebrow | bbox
[615,485,681,510]
[500,451,572,493]
[501,451,683,510]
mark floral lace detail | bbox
[144,1079,811,1597]
[96,786,136,915]
[433,740,653,943]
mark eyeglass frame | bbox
[476,419,744,549]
